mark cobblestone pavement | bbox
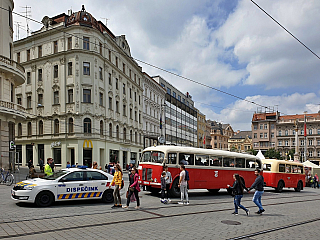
[0,172,319,240]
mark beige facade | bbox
[197,110,206,148]
[14,7,143,169]
[204,121,212,149]
[207,120,234,150]
[228,131,252,152]
[0,0,26,169]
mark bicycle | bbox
[0,168,14,186]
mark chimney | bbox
[68,9,73,16]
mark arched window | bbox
[54,119,59,134]
[100,120,104,136]
[139,133,141,145]
[18,123,22,137]
[116,125,119,140]
[68,118,74,133]
[39,120,43,135]
[123,128,126,140]
[109,123,112,138]
[84,118,91,133]
[130,130,133,142]
[135,132,137,143]
[27,122,32,136]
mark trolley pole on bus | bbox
[304,112,307,162]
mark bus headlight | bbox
[154,178,157,183]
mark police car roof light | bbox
[77,165,88,169]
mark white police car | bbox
[12,167,120,207]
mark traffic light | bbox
[9,141,15,150]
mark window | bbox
[53,41,58,53]
[139,95,141,105]
[100,120,104,136]
[173,92,176,98]
[116,125,119,139]
[63,171,84,182]
[38,46,42,57]
[27,122,32,136]
[68,89,73,103]
[285,140,289,146]
[309,151,313,157]
[260,133,263,138]
[116,101,119,113]
[109,73,112,85]
[17,97,22,105]
[278,140,282,146]
[129,69,132,78]
[109,97,112,109]
[83,62,90,75]
[39,121,43,135]
[160,83,165,88]
[264,124,267,129]
[27,96,31,108]
[109,123,112,138]
[318,151,320,157]
[285,130,288,136]
[253,124,257,130]
[27,49,30,61]
[68,37,72,50]
[54,91,59,104]
[86,171,107,181]
[108,50,111,61]
[123,63,126,73]
[83,37,90,50]
[318,140,320,146]
[318,129,320,135]
[115,57,118,67]
[99,67,103,80]
[139,113,141,123]
[123,104,126,116]
[254,133,257,138]
[17,52,20,63]
[130,130,133,142]
[83,89,91,103]
[84,118,91,133]
[68,62,72,75]
[99,92,103,106]
[27,72,31,84]
[123,128,126,140]
[54,119,59,134]
[68,118,74,133]
[123,83,126,94]
[38,69,42,81]
[309,139,313,146]
[167,87,171,95]
[278,130,282,136]
[130,108,132,119]
[116,78,118,89]
[271,132,274,138]
[135,111,137,121]
[309,129,313,135]
[38,94,43,105]
[135,92,137,102]
[54,65,58,78]
[264,133,267,138]
[301,140,304,146]
[99,42,102,55]
[301,129,304,135]
[260,124,263,130]
[130,88,132,98]
[134,74,136,83]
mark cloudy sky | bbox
[13,0,320,130]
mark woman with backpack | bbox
[178,165,189,205]
[227,173,250,216]
[109,164,123,208]
[123,167,140,209]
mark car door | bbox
[85,171,109,199]
[57,171,87,201]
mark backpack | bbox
[185,170,189,181]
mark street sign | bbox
[158,136,165,144]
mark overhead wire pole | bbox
[20,5,31,36]
[14,21,21,40]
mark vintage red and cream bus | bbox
[262,159,305,192]
[138,145,262,197]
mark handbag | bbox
[129,187,135,192]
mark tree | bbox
[264,148,281,159]
[247,148,257,155]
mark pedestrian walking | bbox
[110,164,123,208]
[164,166,172,202]
[123,167,140,209]
[178,165,189,205]
[227,174,250,216]
[92,161,98,169]
[28,159,33,169]
[160,171,167,203]
[39,158,44,173]
[248,169,265,214]
[44,158,53,176]
[313,173,319,189]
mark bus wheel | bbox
[207,189,220,194]
[149,187,161,195]
[275,180,284,193]
[169,179,180,198]
[295,181,303,192]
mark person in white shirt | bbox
[178,165,189,205]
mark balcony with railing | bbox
[0,55,25,85]
[0,99,26,119]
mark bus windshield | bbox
[142,151,165,163]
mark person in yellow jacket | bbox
[44,158,53,176]
[109,164,123,208]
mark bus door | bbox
[285,164,293,187]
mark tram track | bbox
[0,192,317,225]
[1,194,320,239]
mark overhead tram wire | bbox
[2,6,280,113]
[250,0,320,61]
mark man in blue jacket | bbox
[248,169,265,214]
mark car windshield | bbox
[141,151,165,163]
[43,170,69,180]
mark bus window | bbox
[235,158,245,168]
[292,165,298,173]
[210,156,222,167]
[179,153,194,165]
[168,153,177,164]
[142,151,151,162]
[195,155,209,166]
[285,165,291,173]
[263,164,271,171]
[297,165,303,173]
[246,159,257,168]
[223,158,235,167]
[279,164,285,172]
[151,151,165,163]
[255,160,261,169]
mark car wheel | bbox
[35,191,54,207]
[102,189,114,203]
[168,178,180,198]
[275,180,284,193]
[295,181,302,192]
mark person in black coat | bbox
[227,173,250,216]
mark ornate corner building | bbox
[13,6,144,169]
[0,0,26,169]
